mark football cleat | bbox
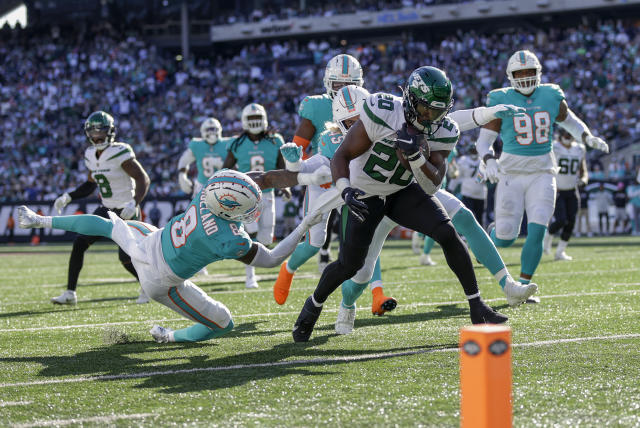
[525,296,541,304]
[503,278,538,307]
[555,251,573,261]
[335,304,356,335]
[292,296,323,342]
[469,299,508,324]
[411,231,423,255]
[371,291,397,316]
[18,206,46,229]
[150,325,174,343]
[245,277,259,289]
[273,262,294,305]
[543,232,553,255]
[420,253,436,266]
[51,290,77,305]
[136,287,150,304]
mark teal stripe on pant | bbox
[52,215,113,238]
[125,220,153,235]
[168,287,221,330]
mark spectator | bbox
[627,174,640,236]
[613,182,629,234]
[591,183,614,236]
[5,211,15,244]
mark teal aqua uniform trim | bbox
[52,215,113,238]
[173,320,234,342]
[520,222,547,278]
[190,138,232,185]
[298,94,333,154]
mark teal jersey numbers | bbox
[160,178,252,279]
[487,84,565,157]
[318,129,343,160]
[189,137,232,185]
[298,94,333,154]
[228,133,284,192]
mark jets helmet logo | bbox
[411,75,430,94]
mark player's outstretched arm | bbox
[53,173,98,214]
[236,209,324,268]
[556,101,609,153]
[247,165,332,190]
[450,104,526,132]
[475,120,501,184]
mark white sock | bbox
[369,280,383,291]
[43,216,53,228]
[311,295,323,307]
[319,248,329,256]
[245,265,255,280]
[556,240,568,254]
[285,262,296,274]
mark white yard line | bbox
[0,333,637,389]
[0,400,33,407]
[1,288,638,333]
[13,413,156,428]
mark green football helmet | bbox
[402,66,454,135]
[84,111,116,150]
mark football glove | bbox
[120,200,137,220]
[585,135,609,153]
[492,104,527,121]
[280,143,303,171]
[481,158,501,184]
[297,165,332,186]
[178,172,193,194]
[341,187,369,223]
[53,193,72,215]
[394,123,422,157]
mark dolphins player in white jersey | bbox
[544,128,588,260]
[478,50,608,295]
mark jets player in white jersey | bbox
[544,128,588,260]
[51,111,150,305]
[478,50,608,294]
[457,147,487,225]
[291,66,515,342]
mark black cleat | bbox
[525,296,541,304]
[469,299,508,324]
[292,296,323,342]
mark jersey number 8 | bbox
[513,111,551,145]
[170,205,198,248]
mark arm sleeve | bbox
[178,148,196,171]
[249,221,308,268]
[299,154,330,173]
[68,181,98,200]
[557,109,590,143]
[476,128,499,159]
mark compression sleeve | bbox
[475,128,499,159]
[557,109,589,143]
[178,148,196,171]
[69,181,98,200]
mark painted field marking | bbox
[0,334,637,389]
[0,288,638,333]
[0,400,33,407]
[13,413,156,428]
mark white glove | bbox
[53,193,72,215]
[280,143,303,172]
[120,200,137,220]
[297,165,332,186]
[585,135,609,153]
[178,172,193,194]
[482,158,501,184]
[474,104,526,124]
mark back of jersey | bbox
[554,141,585,190]
[160,182,252,279]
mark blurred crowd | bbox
[1,17,639,203]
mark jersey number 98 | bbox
[513,111,551,145]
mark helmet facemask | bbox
[403,86,453,136]
[509,68,540,95]
[84,117,115,150]
[241,104,268,135]
[200,118,222,144]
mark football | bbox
[396,140,430,170]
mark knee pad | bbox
[495,220,518,241]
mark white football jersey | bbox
[84,142,136,209]
[352,93,460,196]
[457,155,487,200]
[553,141,585,190]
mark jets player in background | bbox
[52,111,150,305]
[291,66,512,342]
[223,103,286,289]
[18,170,325,344]
[478,50,608,295]
[457,146,487,225]
[294,54,364,272]
[177,117,230,275]
[544,128,588,260]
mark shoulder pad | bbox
[428,116,460,151]
[298,95,322,117]
[486,88,508,106]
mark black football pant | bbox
[312,183,480,304]
[461,196,485,226]
[548,189,579,242]
[67,205,138,291]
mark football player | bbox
[178,117,231,197]
[18,170,327,343]
[291,66,512,342]
[51,111,150,305]
[543,128,588,260]
[293,54,365,272]
[457,146,487,225]
[223,103,286,289]
[477,50,608,296]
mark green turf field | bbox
[0,237,639,427]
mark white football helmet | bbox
[324,54,364,99]
[205,170,262,223]
[332,85,370,135]
[200,117,222,144]
[241,103,268,134]
[506,50,542,95]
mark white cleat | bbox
[543,232,553,255]
[18,205,46,229]
[136,287,150,304]
[555,251,573,261]
[150,325,174,343]
[420,254,436,266]
[335,304,356,335]
[503,277,538,307]
[51,290,77,305]
[411,231,423,255]
[245,277,259,289]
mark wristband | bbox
[335,178,351,193]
